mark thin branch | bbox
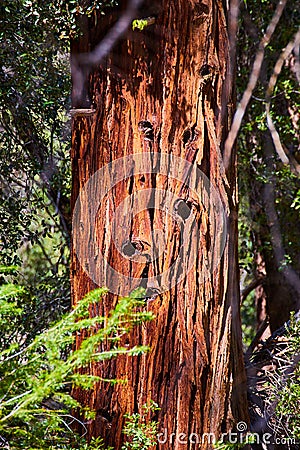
[265,29,300,166]
[220,0,240,136]
[72,0,144,107]
[0,390,33,424]
[244,317,270,364]
[294,33,300,85]
[241,276,266,303]
[224,0,288,169]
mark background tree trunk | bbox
[248,131,300,333]
[71,1,248,448]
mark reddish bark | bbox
[71,1,248,448]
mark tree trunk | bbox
[248,131,300,333]
[71,1,248,448]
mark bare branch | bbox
[241,276,266,303]
[72,0,144,107]
[265,29,300,167]
[224,0,288,170]
[221,0,240,137]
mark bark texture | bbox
[71,1,248,448]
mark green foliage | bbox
[121,401,160,450]
[132,19,149,31]
[274,313,300,442]
[0,281,154,449]
[78,436,113,450]
[0,0,73,338]
[132,17,155,32]
[291,189,300,210]
[241,292,256,348]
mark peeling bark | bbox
[71,1,248,449]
